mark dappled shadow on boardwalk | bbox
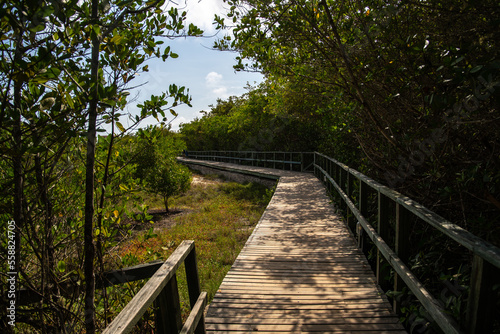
[189,161,406,333]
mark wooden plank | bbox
[207,315,401,324]
[209,299,391,308]
[394,202,411,313]
[221,275,376,283]
[466,255,499,333]
[205,331,406,334]
[154,274,182,334]
[207,308,397,318]
[180,292,207,334]
[18,260,165,306]
[225,264,372,272]
[377,192,391,292]
[184,243,205,334]
[206,322,405,332]
[211,293,387,301]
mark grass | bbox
[104,173,275,328]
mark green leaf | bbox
[451,56,465,66]
[470,65,483,73]
[116,121,126,132]
[57,260,66,272]
[65,92,75,109]
[111,34,124,45]
[29,24,46,33]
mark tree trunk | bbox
[164,195,170,213]
[84,0,99,332]
[12,33,24,334]
[96,110,116,327]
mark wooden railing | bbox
[103,240,207,334]
[186,151,314,172]
[186,151,500,334]
[313,152,500,334]
[19,260,165,306]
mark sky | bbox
[125,0,264,131]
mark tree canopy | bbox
[208,0,500,237]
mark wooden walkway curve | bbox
[180,158,406,333]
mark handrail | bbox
[102,240,206,334]
[313,152,500,334]
[314,152,500,268]
[316,163,460,333]
[186,151,314,172]
[18,261,165,306]
[186,151,500,334]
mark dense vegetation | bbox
[0,0,202,332]
[181,0,500,246]
[1,0,499,332]
[104,174,273,332]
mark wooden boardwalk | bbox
[180,158,406,333]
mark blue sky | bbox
[125,0,264,131]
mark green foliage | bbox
[113,174,273,320]
[0,0,202,331]
[134,125,192,212]
[179,0,500,329]
[202,0,500,243]
[180,83,327,152]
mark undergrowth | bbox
[101,174,274,330]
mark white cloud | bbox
[205,71,230,99]
[170,116,187,131]
[205,71,223,86]
[213,87,228,96]
[176,0,227,34]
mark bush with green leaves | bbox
[134,126,192,212]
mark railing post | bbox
[377,192,391,291]
[346,172,356,233]
[339,168,347,213]
[394,203,411,313]
[313,153,317,177]
[328,159,331,182]
[154,274,182,334]
[466,255,498,333]
[185,245,206,334]
[338,167,343,211]
[358,181,368,251]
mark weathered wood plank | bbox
[180,291,207,334]
[211,292,387,301]
[207,308,397,319]
[206,322,405,332]
[154,274,182,334]
[207,315,401,324]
